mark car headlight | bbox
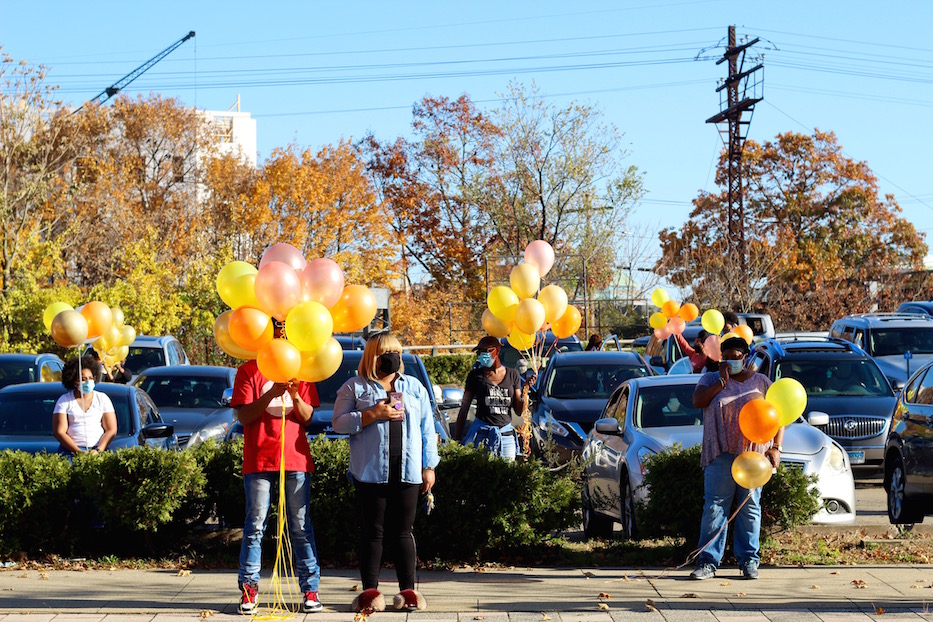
[539,412,569,438]
[637,446,656,475]
[828,442,847,473]
[186,423,228,449]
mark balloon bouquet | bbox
[213,243,377,384]
[482,240,583,456]
[45,300,138,377]
[648,288,699,340]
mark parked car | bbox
[132,365,236,449]
[335,335,366,350]
[226,351,451,443]
[0,353,65,390]
[829,313,933,388]
[748,337,897,471]
[0,382,176,454]
[580,375,856,539]
[896,301,933,317]
[643,313,775,374]
[497,333,584,370]
[884,360,933,524]
[529,351,653,463]
[83,335,190,380]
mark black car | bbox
[0,353,65,390]
[0,383,175,454]
[748,337,897,471]
[132,365,237,449]
[884,360,933,524]
[529,350,653,463]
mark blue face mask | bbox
[726,359,744,374]
[476,353,494,368]
[80,379,95,394]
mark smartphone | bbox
[390,391,403,412]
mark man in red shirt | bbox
[232,320,323,614]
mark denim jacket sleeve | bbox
[414,379,440,470]
[332,377,366,434]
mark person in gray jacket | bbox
[332,332,439,613]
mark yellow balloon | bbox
[43,302,73,331]
[538,285,568,323]
[119,325,137,347]
[487,286,520,323]
[115,345,129,361]
[50,310,89,348]
[217,261,259,309]
[297,338,344,382]
[651,288,669,308]
[99,325,121,352]
[103,354,117,369]
[507,327,536,351]
[731,451,773,489]
[649,312,668,330]
[214,311,257,360]
[111,307,125,329]
[482,309,511,339]
[701,309,725,335]
[767,378,808,427]
[514,298,546,334]
[284,301,333,353]
[510,264,541,299]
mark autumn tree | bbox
[487,81,644,299]
[659,130,927,328]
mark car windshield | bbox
[312,357,431,410]
[0,360,35,389]
[0,391,132,436]
[868,328,933,356]
[774,359,893,397]
[634,384,702,428]
[136,376,229,408]
[547,364,650,399]
[125,347,166,372]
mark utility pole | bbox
[706,25,763,302]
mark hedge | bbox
[421,354,474,385]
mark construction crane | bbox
[76,31,195,112]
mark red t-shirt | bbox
[231,360,320,475]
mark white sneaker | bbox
[303,591,323,613]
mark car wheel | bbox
[619,475,638,540]
[582,491,613,540]
[887,454,924,525]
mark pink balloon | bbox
[254,261,302,321]
[704,334,722,362]
[670,317,686,335]
[655,324,673,340]
[301,258,346,309]
[524,240,555,278]
[260,243,307,272]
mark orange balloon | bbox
[228,307,274,352]
[662,300,681,319]
[50,310,89,348]
[257,339,302,383]
[678,303,699,322]
[330,285,378,333]
[81,301,113,340]
[738,398,780,445]
[214,311,258,360]
[733,324,754,344]
[551,305,582,339]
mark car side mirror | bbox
[649,356,663,367]
[594,417,621,435]
[221,387,233,406]
[807,411,829,426]
[142,422,175,439]
[439,387,463,410]
[888,377,906,391]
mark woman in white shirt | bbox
[53,355,117,456]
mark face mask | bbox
[476,352,494,368]
[80,379,95,394]
[377,352,401,375]
[726,359,744,374]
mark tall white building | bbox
[202,95,257,168]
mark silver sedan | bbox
[580,375,856,539]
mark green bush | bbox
[306,436,357,562]
[0,451,74,556]
[422,354,474,385]
[186,438,245,528]
[72,447,205,534]
[637,444,821,545]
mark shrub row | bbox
[421,353,474,386]
[0,439,578,562]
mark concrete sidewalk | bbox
[2,564,933,621]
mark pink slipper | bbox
[393,589,426,610]
[352,588,385,613]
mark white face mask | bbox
[726,359,744,374]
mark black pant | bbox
[354,478,420,591]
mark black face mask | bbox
[377,352,401,375]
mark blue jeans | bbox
[239,471,320,592]
[696,453,761,568]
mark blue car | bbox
[0,383,176,454]
[0,353,65,390]
[530,351,653,463]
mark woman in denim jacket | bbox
[332,332,439,613]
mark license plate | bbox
[848,451,865,464]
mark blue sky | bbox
[3,0,932,270]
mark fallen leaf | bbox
[852,579,868,589]
[199,611,215,618]
[830,571,838,575]
[720,581,732,586]
[350,584,359,592]
[598,592,611,599]
[39,573,48,580]
[911,585,922,589]
[474,616,485,620]
[177,569,191,577]
[735,592,746,597]
[646,604,659,613]
[876,606,886,615]
[354,612,369,622]
[582,571,596,578]
[597,603,610,611]
[540,614,551,621]
[811,585,821,589]
[18,573,28,578]
[646,598,655,607]
[681,593,700,599]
